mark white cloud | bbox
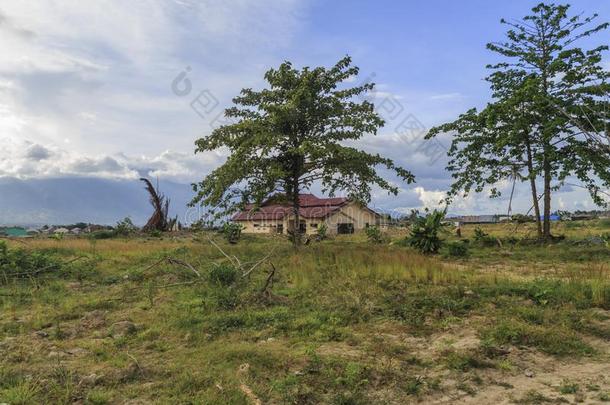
[414,186,446,209]
[0,0,306,158]
[0,137,223,182]
[429,92,463,101]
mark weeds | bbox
[1,226,610,403]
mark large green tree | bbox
[428,3,610,240]
[191,56,414,243]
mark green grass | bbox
[1,223,609,403]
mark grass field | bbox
[1,220,610,404]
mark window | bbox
[253,223,260,228]
[310,223,318,228]
[365,223,370,228]
[337,223,354,234]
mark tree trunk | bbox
[525,141,543,239]
[542,162,552,240]
[292,193,301,248]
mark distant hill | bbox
[0,177,195,226]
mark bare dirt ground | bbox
[318,314,610,404]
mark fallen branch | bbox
[141,257,167,273]
[242,246,277,278]
[208,236,239,268]
[207,236,277,279]
[260,262,276,295]
[166,258,201,278]
[157,280,205,289]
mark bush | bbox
[222,223,242,244]
[91,230,116,239]
[601,232,610,248]
[149,229,162,238]
[478,235,499,247]
[365,226,383,244]
[0,241,61,279]
[408,209,446,254]
[444,241,469,258]
[316,223,328,240]
[115,217,137,236]
[473,227,487,241]
[209,264,238,286]
[511,214,534,223]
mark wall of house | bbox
[239,219,284,234]
[333,202,379,232]
[238,202,379,235]
[304,219,323,235]
[324,211,354,234]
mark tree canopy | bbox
[191,56,414,242]
[428,2,610,239]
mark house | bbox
[54,228,70,235]
[232,194,381,235]
[0,227,28,237]
[26,227,40,235]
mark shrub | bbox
[365,226,383,244]
[601,232,610,248]
[407,209,446,254]
[91,230,116,239]
[473,227,487,241]
[148,229,162,238]
[444,241,469,258]
[222,222,242,244]
[316,223,328,240]
[209,264,238,286]
[511,214,534,223]
[478,235,499,247]
[0,241,61,279]
[115,217,138,236]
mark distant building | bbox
[232,194,381,235]
[26,228,40,235]
[1,227,28,237]
[453,215,500,224]
[571,214,595,221]
[54,228,70,234]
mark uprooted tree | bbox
[140,178,177,232]
[191,56,414,246]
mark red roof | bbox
[232,194,349,221]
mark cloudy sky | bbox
[0,0,609,218]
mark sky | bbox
[0,0,609,219]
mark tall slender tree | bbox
[428,3,610,240]
[191,56,414,245]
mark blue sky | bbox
[0,0,608,218]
